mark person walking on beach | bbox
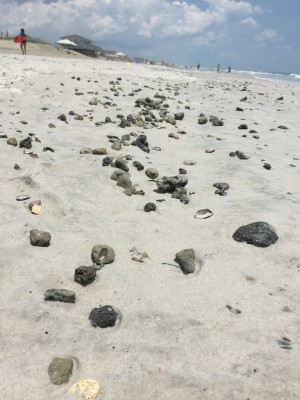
[18,28,27,55]
[217,63,220,73]
[228,65,231,73]
[197,63,200,70]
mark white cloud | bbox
[256,28,280,43]
[0,0,259,42]
[240,17,258,27]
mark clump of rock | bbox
[74,266,96,286]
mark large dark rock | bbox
[48,357,73,385]
[74,266,96,286]
[44,289,76,303]
[233,221,278,247]
[174,112,184,120]
[175,249,195,274]
[89,305,118,328]
[30,230,51,247]
[144,203,156,212]
[133,161,144,171]
[115,158,129,172]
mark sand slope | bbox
[0,54,299,400]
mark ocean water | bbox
[231,69,300,84]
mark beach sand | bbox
[0,50,299,400]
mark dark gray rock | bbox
[263,163,271,170]
[236,150,250,160]
[133,161,144,171]
[132,135,150,153]
[180,194,190,204]
[175,249,195,274]
[226,305,241,315]
[179,168,187,174]
[74,266,96,286]
[89,305,118,328]
[91,244,115,265]
[105,117,112,123]
[30,230,51,247]
[198,117,208,124]
[111,170,128,181]
[144,203,156,212]
[115,158,129,172]
[278,125,288,130]
[156,175,188,193]
[214,182,229,196]
[44,289,76,303]
[48,357,73,385]
[276,96,283,101]
[233,221,278,247]
[240,97,247,102]
[238,124,248,129]
[174,112,184,120]
[102,156,113,166]
[229,152,236,157]
[236,107,244,111]
[57,114,67,122]
[19,137,32,149]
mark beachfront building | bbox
[56,34,103,57]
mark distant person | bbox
[228,65,231,73]
[217,63,220,73]
[197,63,200,70]
[18,28,27,55]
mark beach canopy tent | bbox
[115,52,126,57]
[56,39,77,46]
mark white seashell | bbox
[194,209,213,219]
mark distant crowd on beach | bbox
[185,63,232,73]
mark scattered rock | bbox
[115,158,129,172]
[30,230,51,247]
[183,160,196,166]
[236,107,244,111]
[132,135,150,153]
[236,150,250,160]
[175,249,195,274]
[89,305,118,328]
[43,147,54,152]
[80,147,93,154]
[7,137,17,146]
[179,168,187,174]
[278,125,288,130]
[93,148,107,155]
[205,148,215,153]
[14,164,20,170]
[226,305,241,315]
[276,96,283,101]
[156,175,188,193]
[44,289,76,303]
[133,161,144,171]
[74,266,96,286]
[29,200,42,215]
[277,337,292,350]
[117,174,132,189]
[111,142,122,151]
[174,112,184,120]
[145,168,159,179]
[144,202,156,212]
[102,156,113,166]
[91,244,115,265]
[214,182,229,196]
[263,163,271,170]
[48,357,73,385]
[233,221,278,247]
[19,137,32,149]
[239,124,248,129]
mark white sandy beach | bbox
[0,48,299,400]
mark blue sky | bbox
[0,0,299,72]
